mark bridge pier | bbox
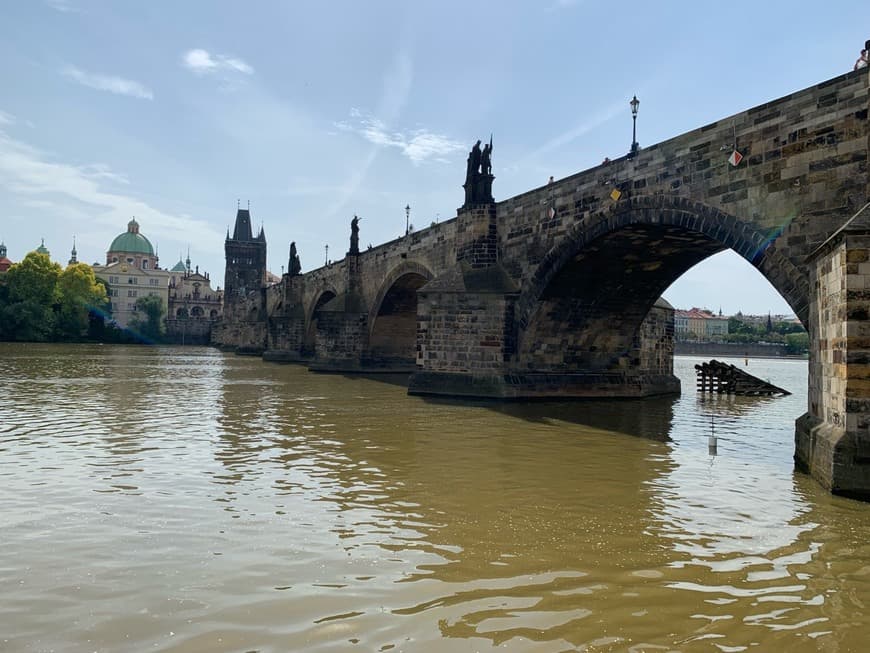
[797,209,870,499]
[263,275,307,362]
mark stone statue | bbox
[465,140,482,185]
[481,141,492,176]
[288,241,301,276]
[349,215,361,255]
[463,136,495,206]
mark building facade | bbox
[674,307,730,341]
[0,241,12,273]
[165,255,224,344]
[92,219,170,329]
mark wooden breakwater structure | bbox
[695,359,791,396]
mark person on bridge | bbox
[855,47,868,70]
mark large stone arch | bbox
[512,195,809,371]
[516,195,809,334]
[304,285,339,354]
[367,261,433,365]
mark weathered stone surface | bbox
[214,68,870,495]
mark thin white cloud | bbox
[182,49,254,76]
[80,163,130,185]
[522,98,625,162]
[62,65,154,100]
[547,0,582,10]
[44,0,77,12]
[322,49,416,221]
[0,131,223,250]
[0,109,15,125]
[335,109,465,165]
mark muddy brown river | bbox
[1,343,868,651]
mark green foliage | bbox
[0,254,116,342]
[785,332,810,354]
[129,294,166,342]
[1,299,56,342]
[5,252,61,305]
[56,263,109,340]
[2,253,62,341]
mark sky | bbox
[1,1,868,317]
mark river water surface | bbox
[2,344,870,652]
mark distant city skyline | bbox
[2,1,868,317]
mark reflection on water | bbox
[2,345,870,651]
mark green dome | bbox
[35,238,50,256]
[109,219,154,255]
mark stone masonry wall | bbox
[808,234,870,434]
[314,312,368,363]
[498,69,868,324]
[798,231,870,495]
[637,302,675,375]
[416,291,515,373]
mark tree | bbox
[785,332,810,355]
[2,252,61,341]
[129,294,165,342]
[56,263,109,340]
[0,274,9,340]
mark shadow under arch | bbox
[512,196,809,371]
[367,261,433,366]
[304,285,339,355]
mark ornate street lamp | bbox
[324,243,329,266]
[405,204,411,236]
[629,95,640,157]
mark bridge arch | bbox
[513,196,809,371]
[304,285,339,355]
[368,261,433,366]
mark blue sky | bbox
[1,1,868,316]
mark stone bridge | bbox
[214,67,870,497]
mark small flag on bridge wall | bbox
[728,150,743,167]
[610,188,622,201]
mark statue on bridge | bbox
[463,135,494,207]
[288,241,301,276]
[349,215,361,255]
[481,141,492,176]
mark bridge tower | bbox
[224,206,267,306]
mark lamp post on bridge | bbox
[405,204,411,236]
[324,244,329,266]
[629,94,640,158]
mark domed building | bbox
[0,241,12,273]
[92,219,170,329]
[105,219,158,270]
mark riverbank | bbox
[675,341,807,358]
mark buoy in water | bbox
[708,414,717,456]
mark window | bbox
[128,290,137,298]
[142,260,149,269]
[149,278,158,286]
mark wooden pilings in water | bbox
[694,359,791,396]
